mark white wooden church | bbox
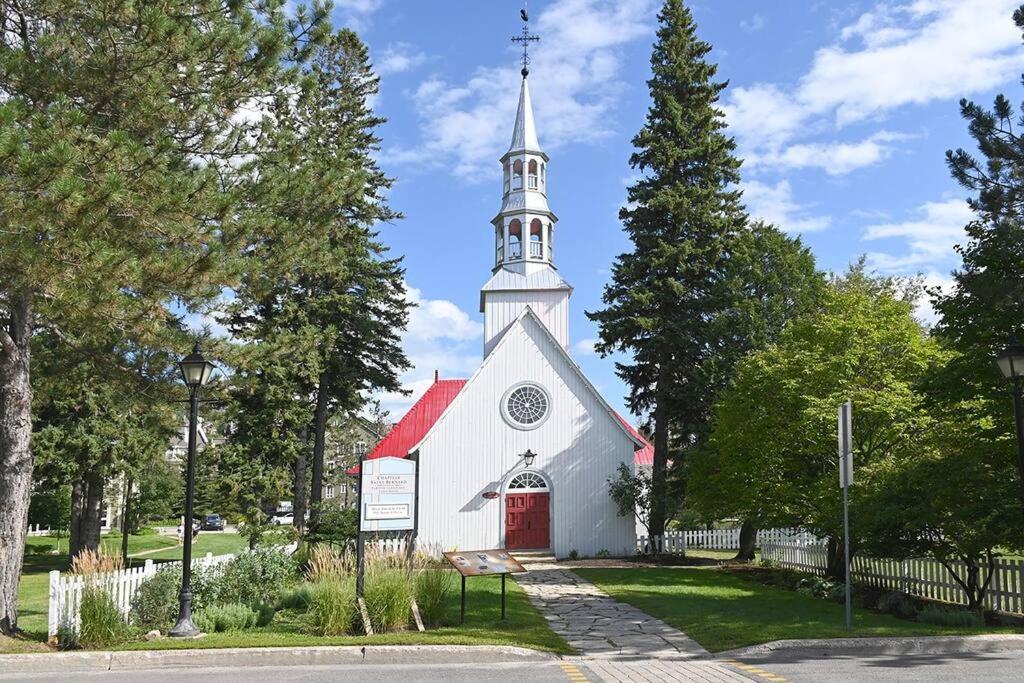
[361,69,652,559]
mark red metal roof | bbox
[616,412,654,466]
[346,379,467,475]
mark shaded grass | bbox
[575,566,1024,653]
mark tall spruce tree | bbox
[224,29,410,531]
[0,0,326,631]
[588,0,747,539]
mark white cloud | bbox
[385,0,656,179]
[740,14,766,33]
[726,0,1024,174]
[915,270,958,325]
[333,0,385,30]
[377,43,428,75]
[746,131,911,176]
[863,198,974,270]
[742,179,832,233]
[376,285,483,416]
[574,338,599,356]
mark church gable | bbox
[413,308,642,456]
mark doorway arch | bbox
[503,470,551,550]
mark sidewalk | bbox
[516,567,707,660]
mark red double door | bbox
[505,492,550,549]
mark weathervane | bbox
[512,4,540,77]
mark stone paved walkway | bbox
[516,568,709,660]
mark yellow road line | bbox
[559,662,588,681]
[724,659,789,682]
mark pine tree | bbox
[224,29,410,530]
[936,8,1024,370]
[0,0,326,632]
[587,0,747,540]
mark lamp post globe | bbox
[521,449,537,468]
[997,337,1024,515]
[169,342,216,638]
[179,342,216,389]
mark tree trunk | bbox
[70,468,105,558]
[121,475,133,566]
[308,373,330,527]
[0,292,33,634]
[735,520,758,561]
[293,436,308,535]
[825,535,852,581]
[648,373,670,554]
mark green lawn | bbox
[576,566,1024,652]
[16,533,247,641]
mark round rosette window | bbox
[501,382,551,430]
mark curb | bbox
[0,645,556,673]
[717,634,1024,660]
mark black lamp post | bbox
[521,449,537,468]
[169,342,216,638]
[997,337,1024,512]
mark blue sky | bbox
[321,0,1024,420]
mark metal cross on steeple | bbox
[512,4,540,77]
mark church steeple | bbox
[480,10,571,357]
[492,72,556,275]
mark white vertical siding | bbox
[418,313,636,559]
[483,291,569,356]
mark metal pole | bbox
[169,386,201,637]
[501,574,507,620]
[843,482,852,630]
[460,575,466,625]
[356,459,365,597]
[1013,378,1024,515]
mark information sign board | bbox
[359,456,417,532]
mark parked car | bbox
[270,512,293,526]
[200,514,225,531]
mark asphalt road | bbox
[739,648,1024,682]
[0,662,574,682]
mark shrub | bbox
[796,576,845,603]
[414,569,454,627]
[56,621,79,650]
[306,578,357,636]
[917,605,984,627]
[106,529,122,538]
[136,526,158,536]
[193,603,259,633]
[596,548,610,558]
[202,549,299,607]
[878,591,918,619]
[306,507,358,549]
[277,584,315,611]
[129,567,181,631]
[79,586,131,646]
[568,549,579,560]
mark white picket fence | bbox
[762,542,1024,615]
[26,524,52,537]
[638,527,819,554]
[47,552,234,639]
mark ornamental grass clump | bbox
[194,604,260,633]
[72,548,131,647]
[413,568,454,627]
[362,547,411,633]
[306,577,357,636]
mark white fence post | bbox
[46,570,60,640]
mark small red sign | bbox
[482,491,500,499]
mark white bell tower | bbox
[480,23,572,358]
